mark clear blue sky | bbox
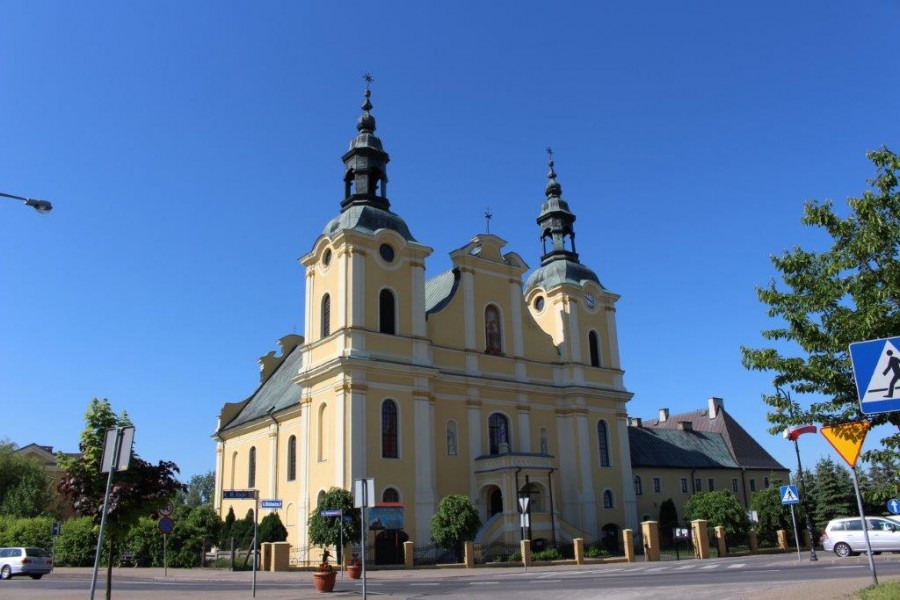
[2,2,898,484]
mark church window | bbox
[707,478,715,491]
[382,399,398,458]
[382,487,400,503]
[230,451,237,488]
[653,477,662,494]
[603,490,614,509]
[540,427,549,454]
[589,331,601,367]
[732,478,739,493]
[488,413,510,455]
[379,243,395,262]
[248,447,256,488]
[321,294,331,338]
[485,305,502,355]
[634,475,643,496]
[695,478,702,492]
[681,478,689,493]
[446,420,458,456]
[287,435,296,482]
[750,479,757,492]
[597,420,611,467]
[379,289,396,334]
[489,487,503,516]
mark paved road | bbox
[1,553,898,599]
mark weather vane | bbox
[546,146,554,162]
[363,73,374,89]
[485,207,493,234]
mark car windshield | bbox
[24,548,50,557]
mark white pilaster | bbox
[414,395,437,544]
[575,410,597,534]
[568,301,582,363]
[411,263,426,337]
[509,281,524,357]
[299,400,311,550]
[214,441,224,512]
[335,389,346,487]
[268,421,279,499]
[605,303,622,370]
[467,400,482,499]
[351,250,366,327]
[350,389,367,480]
[462,269,475,351]
[617,415,638,531]
[555,411,578,526]
[517,402,531,452]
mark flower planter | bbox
[313,571,337,593]
[346,564,362,579]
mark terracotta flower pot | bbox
[313,571,336,592]
[346,564,362,579]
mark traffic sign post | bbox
[222,489,260,597]
[780,485,802,563]
[354,478,374,600]
[849,336,900,415]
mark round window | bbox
[379,243,395,262]
[322,249,332,267]
[533,296,545,311]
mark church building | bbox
[213,83,637,556]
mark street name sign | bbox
[223,489,257,500]
[780,485,800,505]
[320,509,342,517]
[261,499,283,509]
[849,336,900,415]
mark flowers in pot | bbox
[312,549,336,593]
[346,554,362,579]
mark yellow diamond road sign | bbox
[820,421,870,468]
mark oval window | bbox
[322,249,332,267]
[379,244,395,262]
[533,296,545,311]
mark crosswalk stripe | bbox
[726,563,746,569]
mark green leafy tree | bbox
[307,487,361,563]
[219,506,236,548]
[683,491,748,537]
[0,440,54,518]
[811,457,855,528]
[56,399,185,597]
[741,147,900,462]
[178,471,216,508]
[430,494,482,558]
[750,484,792,545]
[862,456,899,508]
[54,517,98,567]
[259,511,288,544]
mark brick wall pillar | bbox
[691,520,710,559]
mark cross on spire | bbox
[484,207,493,234]
[363,73,374,89]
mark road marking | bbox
[645,567,667,572]
[470,581,500,585]
[410,583,440,586]
[672,564,696,570]
[727,563,747,569]
[699,564,718,569]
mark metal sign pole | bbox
[789,505,801,563]
[164,534,168,577]
[362,487,367,600]
[252,491,258,598]
[850,467,878,586]
[89,427,122,600]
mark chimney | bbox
[708,397,724,419]
[678,421,693,431]
[631,417,643,428]
[658,408,669,423]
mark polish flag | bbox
[783,424,817,440]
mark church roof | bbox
[642,407,787,471]
[523,259,602,293]
[322,204,416,242]
[424,268,460,315]
[628,427,737,469]
[218,343,303,432]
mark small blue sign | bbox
[849,336,900,415]
[888,499,900,515]
[223,489,257,500]
[158,516,174,535]
[780,485,800,505]
[51,522,60,537]
[320,509,342,517]
[261,499,283,509]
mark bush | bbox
[55,517,98,566]
[585,545,609,558]
[532,548,562,561]
[0,515,53,548]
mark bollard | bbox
[404,541,414,569]
[641,521,660,561]
[623,528,635,563]
[715,526,727,557]
[464,541,474,568]
[691,520,710,559]
[520,539,532,568]
[749,531,758,553]
[574,538,585,565]
[777,529,789,551]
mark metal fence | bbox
[474,540,521,564]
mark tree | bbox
[56,399,185,598]
[219,506,236,548]
[862,456,900,508]
[811,457,855,528]
[683,491,748,537]
[658,499,679,543]
[259,512,288,544]
[179,471,216,508]
[307,487,361,561]
[750,484,792,545]
[0,440,54,518]
[741,147,900,462]
[430,494,482,558]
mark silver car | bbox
[0,547,53,580]
[821,516,900,557]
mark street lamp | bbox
[776,386,818,562]
[1,191,53,214]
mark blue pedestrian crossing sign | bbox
[780,485,800,505]
[850,336,900,415]
[888,499,900,515]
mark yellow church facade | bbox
[213,85,637,555]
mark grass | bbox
[855,579,900,599]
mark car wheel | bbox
[29,574,43,580]
[0,565,11,580]
[834,542,852,558]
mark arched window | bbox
[485,304,502,355]
[488,413,510,455]
[317,490,326,507]
[317,404,327,461]
[379,289,396,335]
[230,451,237,487]
[446,420,458,456]
[321,294,331,338]
[287,435,296,482]
[489,487,503,517]
[589,331,601,367]
[540,427,549,454]
[634,475,643,496]
[248,446,256,488]
[382,487,400,503]
[603,490,614,509]
[597,420,611,467]
[382,399,398,458]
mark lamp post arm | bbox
[0,191,53,213]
